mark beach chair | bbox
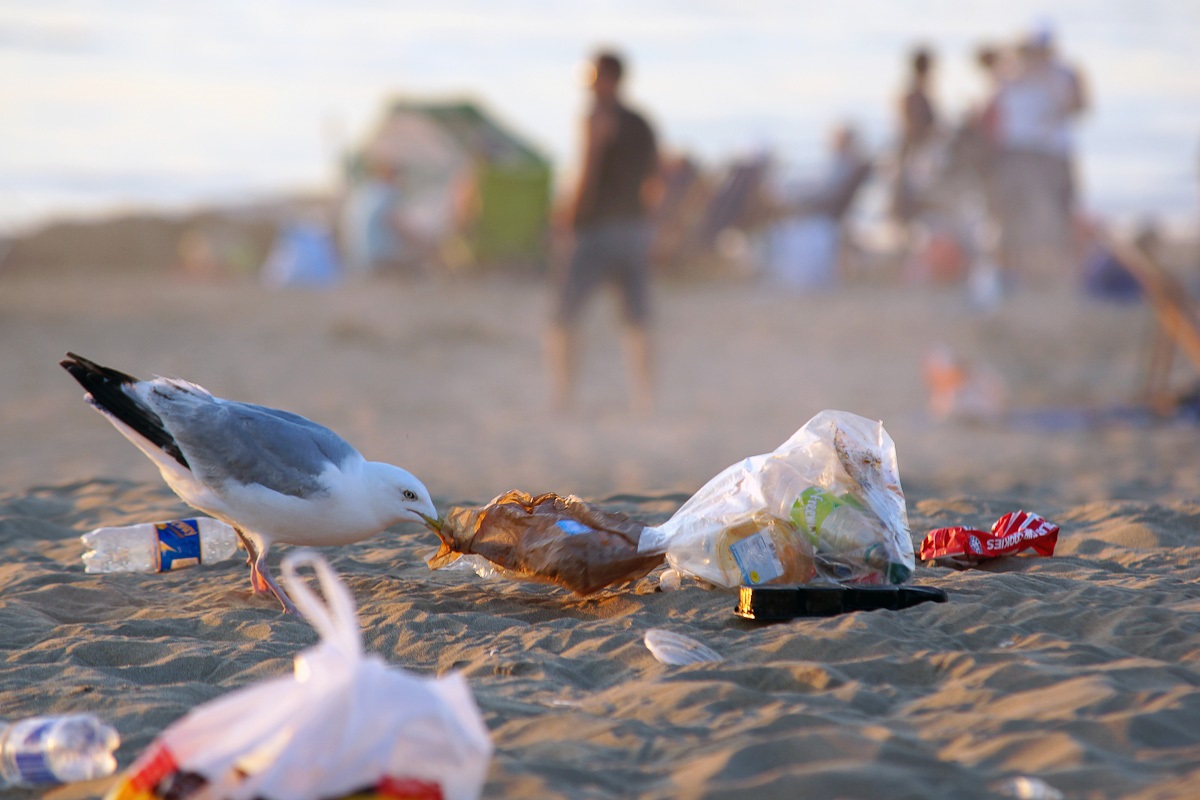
[1103,233,1200,415]
[696,157,771,250]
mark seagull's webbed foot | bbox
[234,527,300,615]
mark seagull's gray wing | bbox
[152,388,360,498]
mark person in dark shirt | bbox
[891,46,938,226]
[547,50,661,413]
[900,48,937,160]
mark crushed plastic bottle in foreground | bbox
[0,714,120,787]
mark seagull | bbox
[60,352,437,614]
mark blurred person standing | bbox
[546,50,661,413]
[993,26,1088,284]
[764,123,872,290]
[796,124,872,221]
[890,46,939,230]
[340,158,435,278]
[970,46,1009,205]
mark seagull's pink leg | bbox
[234,528,269,593]
[250,562,269,594]
[234,528,298,615]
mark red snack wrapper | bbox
[919,510,1059,567]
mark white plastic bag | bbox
[106,551,492,800]
[639,410,915,588]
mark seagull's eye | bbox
[402,489,418,501]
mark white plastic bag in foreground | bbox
[639,410,915,588]
[106,551,492,800]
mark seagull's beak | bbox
[405,498,439,526]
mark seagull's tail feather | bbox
[60,352,190,469]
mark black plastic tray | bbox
[735,584,948,621]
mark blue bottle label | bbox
[14,720,58,784]
[154,519,203,571]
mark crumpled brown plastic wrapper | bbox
[426,490,665,595]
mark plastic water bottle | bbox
[791,488,910,583]
[0,714,120,787]
[81,517,240,573]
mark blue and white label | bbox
[155,519,202,571]
[729,531,784,585]
[555,519,594,536]
[12,720,58,784]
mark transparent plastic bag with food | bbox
[638,410,914,588]
[426,490,665,595]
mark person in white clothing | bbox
[992,28,1088,286]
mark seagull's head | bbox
[367,462,438,527]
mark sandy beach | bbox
[3,266,1200,798]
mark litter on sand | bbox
[640,410,916,589]
[105,551,491,800]
[426,490,665,595]
[920,511,1059,568]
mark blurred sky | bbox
[1,0,1198,234]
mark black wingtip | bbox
[61,352,140,385]
[59,353,190,470]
